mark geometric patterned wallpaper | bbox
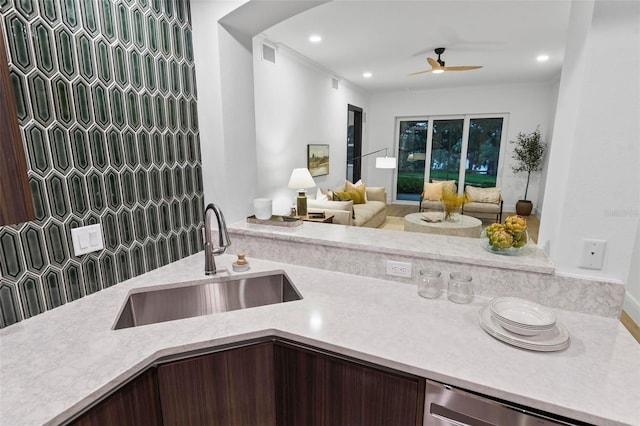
[0,0,203,328]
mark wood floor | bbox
[384,204,639,343]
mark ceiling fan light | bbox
[432,68,445,74]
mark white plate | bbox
[479,307,570,352]
[498,321,545,336]
[489,297,556,328]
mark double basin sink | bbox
[114,271,302,329]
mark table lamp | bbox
[287,168,316,216]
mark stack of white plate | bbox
[479,297,570,351]
[489,297,556,335]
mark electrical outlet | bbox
[580,239,606,270]
[386,260,412,278]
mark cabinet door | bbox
[0,20,35,226]
[157,341,276,426]
[275,342,424,426]
[69,369,161,426]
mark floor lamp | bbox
[352,148,397,169]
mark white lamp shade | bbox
[287,168,316,189]
[375,156,397,169]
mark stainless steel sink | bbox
[114,271,302,329]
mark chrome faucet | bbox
[203,203,231,275]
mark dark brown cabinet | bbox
[65,338,425,426]
[0,20,35,226]
[157,342,276,426]
[69,369,162,426]
[274,341,425,426]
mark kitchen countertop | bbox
[1,253,638,426]
[229,219,556,274]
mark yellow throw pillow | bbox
[422,182,443,201]
[333,190,366,204]
[464,186,501,204]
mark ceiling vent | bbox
[262,43,276,64]
[332,77,339,90]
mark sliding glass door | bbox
[429,119,464,183]
[397,120,428,200]
[465,118,503,187]
[395,115,505,202]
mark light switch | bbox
[71,224,104,256]
[79,234,89,249]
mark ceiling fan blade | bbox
[408,70,432,76]
[442,65,483,71]
[427,57,440,67]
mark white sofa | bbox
[307,186,387,227]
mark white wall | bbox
[366,83,559,211]
[539,0,640,322]
[191,0,254,222]
[191,0,324,223]
[253,36,370,215]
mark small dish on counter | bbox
[489,296,556,336]
[479,306,570,352]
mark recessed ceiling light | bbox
[363,72,372,78]
[537,54,550,62]
[309,35,322,43]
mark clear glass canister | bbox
[447,272,474,304]
[417,268,444,299]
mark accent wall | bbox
[0,0,204,328]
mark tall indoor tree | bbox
[511,127,547,216]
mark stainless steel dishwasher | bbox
[424,380,586,426]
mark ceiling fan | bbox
[409,47,483,75]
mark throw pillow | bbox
[333,190,366,205]
[345,179,368,202]
[464,186,501,204]
[432,179,457,194]
[316,187,328,201]
[320,188,333,200]
[422,182,444,201]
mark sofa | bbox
[420,181,503,223]
[307,182,387,227]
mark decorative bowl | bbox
[479,229,530,256]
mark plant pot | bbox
[515,200,533,216]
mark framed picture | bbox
[307,144,329,177]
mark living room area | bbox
[195,1,639,336]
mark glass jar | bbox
[447,272,474,304]
[417,268,444,299]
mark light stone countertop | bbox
[0,253,639,426]
[229,220,555,274]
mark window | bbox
[395,115,506,201]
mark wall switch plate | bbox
[580,239,606,270]
[386,260,412,278]
[71,224,104,256]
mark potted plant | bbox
[511,127,547,216]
